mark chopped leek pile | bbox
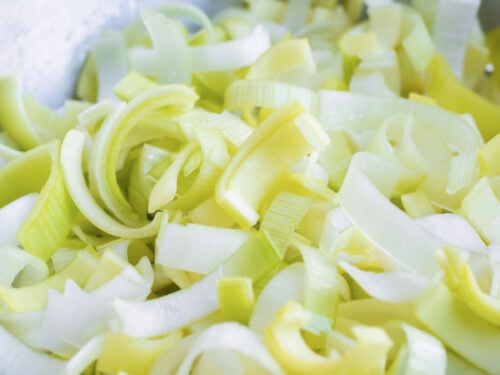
[2,0,500,373]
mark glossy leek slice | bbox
[215,101,330,228]
[0,141,78,260]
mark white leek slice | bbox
[176,322,283,375]
[339,261,427,303]
[0,310,44,349]
[225,79,319,114]
[431,0,481,79]
[0,324,66,375]
[61,129,162,238]
[191,25,270,72]
[337,152,444,278]
[155,222,250,274]
[387,323,446,375]
[0,245,49,287]
[0,193,38,247]
[249,262,305,335]
[65,335,104,375]
[216,101,330,228]
[89,84,197,225]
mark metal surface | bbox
[0,0,498,109]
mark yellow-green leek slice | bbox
[0,141,78,260]
[216,101,330,228]
[217,276,255,324]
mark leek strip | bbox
[0,76,41,150]
[66,335,105,375]
[155,222,250,274]
[176,322,284,375]
[283,0,309,31]
[89,84,197,225]
[61,129,162,238]
[319,90,481,195]
[225,79,319,114]
[0,245,49,287]
[0,193,38,247]
[0,248,98,312]
[0,324,66,375]
[96,331,182,375]
[216,101,330,228]
[148,141,198,213]
[114,71,159,102]
[436,246,500,326]
[339,261,427,303]
[265,301,392,375]
[0,141,78,260]
[217,277,255,324]
[415,283,500,374]
[337,152,444,278]
[191,25,270,72]
[386,323,446,375]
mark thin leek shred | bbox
[0,141,78,260]
[215,101,330,228]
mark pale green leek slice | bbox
[61,129,162,238]
[386,323,446,375]
[89,84,197,225]
[265,301,392,375]
[114,71,160,102]
[0,141,78,260]
[415,283,500,374]
[337,152,444,278]
[0,245,49,288]
[215,101,330,228]
[217,277,255,324]
[96,331,182,375]
[0,324,67,375]
[0,76,42,150]
[369,4,402,49]
[225,79,319,115]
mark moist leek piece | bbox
[89,84,197,225]
[187,196,237,228]
[246,38,316,84]
[337,152,444,278]
[460,177,500,244]
[0,248,98,312]
[114,231,280,337]
[0,141,78,260]
[319,90,481,198]
[401,189,435,218]
[0,193,38,247]
[338,261,427,303]
[225,80,320,115]
[249,262,305,335]
[431,0,480,79]
[369,4,402,50]
[415,283,500,374]
[96,331,182,375]
[215,101,330,228]
[65,335,104,375]
[0,324,67,375]
[436,246,500,326]
[386,323,446,375]
[114,71,160,102]
[61,129,162,238]
[84,249,130,291]
[217,277,255,324]
[478,133,500,177]
[152,322,284,375]
[426,54,500,141]
[155,221,250,274]
[0,245,49,287]
[401,17,435,73]
[0,76,42,150]
[265,301,392,375]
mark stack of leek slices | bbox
[1,0,500,374]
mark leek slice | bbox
[66,335,104,375]
[89,84,197,225]
[265,301,392,375]
[61,129,162,238]
[0,324,66,375]
[415,283,500,374]
[386,323,446,375]
[216,101,330,228]
[337,152,444,278]
[0,194,38,247]
[0,245,49,287]
[217,277,255,324]
[0,141,78,260]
